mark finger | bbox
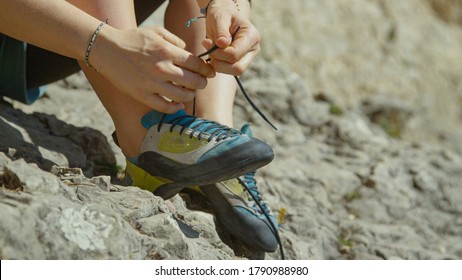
[209,29,259,63]
[209,50,256,76]
[142,93,185,114]
[168,67,210,90]
[229,27,260,60]
[151,60,209,90]
[172,51,216,78]
[153,81,197,103]
[207,12,232,48]
[201,38,214,49]
[159,64,210,90]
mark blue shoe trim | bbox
[126,155,138,164]
[141,109,187,129]
[235,205,279,229]
[197,136,248,163]
[240,123,253,137]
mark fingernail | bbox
[206,67,216,78]
[208,71,216,78]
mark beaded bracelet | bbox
[199,0,250,15]
[187,0,250,27]
[85,20,107,71]
[232,0,240,12]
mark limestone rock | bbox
[0,158,237,259]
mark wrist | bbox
[197,0,251,12]
[206,0,251,18]
[84,23,118,73]
[84,21,107,71]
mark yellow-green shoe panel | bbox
[125,160,172,193]
[158,130,208,154]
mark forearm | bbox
[0,0,105,61]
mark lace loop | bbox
[159,115,242,142]
[238,172,285,260]
[241,172,270,214]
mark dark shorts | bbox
[0,34,45,104]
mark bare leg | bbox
[25,0,167,158]
[164,0,237,127]
[65,0,165,158]
[26,0,235,159]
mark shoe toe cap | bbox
[234,207,279,252]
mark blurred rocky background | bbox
[1,0,462,259]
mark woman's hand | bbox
[91,25,216,113]
[202,0,260,76]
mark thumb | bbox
[209,13,232,48]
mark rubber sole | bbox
[154,156,271,199]
[132,138,274,200]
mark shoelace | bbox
[158,114,242,142]
[241,171,269,212]
[197,26,277,131]
[238,172,285,260]
[158,27,276,142]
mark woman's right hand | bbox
[90,25,216,113]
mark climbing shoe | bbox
[124,110,274,200]
[199,123,279,252]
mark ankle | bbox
[115,128,146,158]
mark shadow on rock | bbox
[0,99,117,178]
